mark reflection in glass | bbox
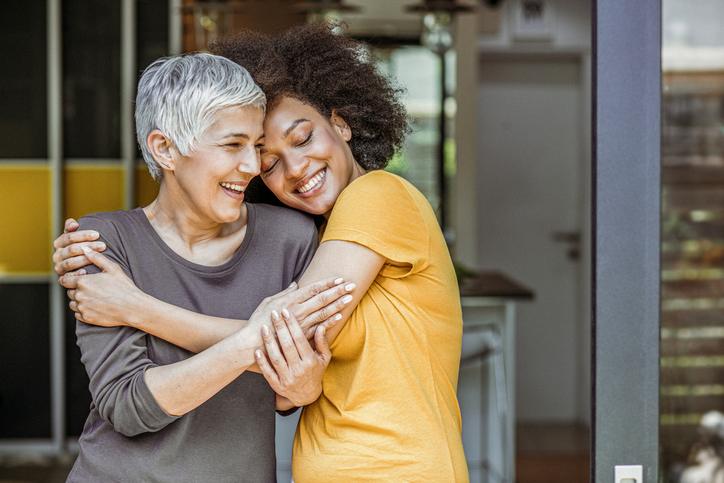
[661,1,724,482]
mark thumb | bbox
[314,325,331,361]
[272,281,298,300]
[81,245,115,273]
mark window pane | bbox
[0,284,51,438]
[0,0,47,158]
[63,0,121,158]
[660,1,724,479]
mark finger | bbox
[59,273,81,289]
[262,323,290,372]
[295,286,354,327]
[53,229,100,250]
[81,246,117,273]
[63,218,79,234]
[272,310,302,365]
[67,289,77,301]
[255,349,282,388]
[320,313,343,330]
[282,308,316,359]
[314,325,331,362]
[69,300,79,312]
[55,253,97,276]
[268,281,299,301]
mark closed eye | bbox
[297,132,313,147]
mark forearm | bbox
[144,326,259,416]
[133,294,247,353]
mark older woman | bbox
[61,52,352,483]
[56,23,469,482]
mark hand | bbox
[52,218,106,276]
[255,309,331,408]
[246,278,354,339]
[64,246,147,327]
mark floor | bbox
[516,422,590,483]
[0,423,590,483]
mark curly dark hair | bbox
[211,22,410,172]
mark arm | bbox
[73,237,263,434]
[66,248,354,354]
[297,240,386,345]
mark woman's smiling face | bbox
[259,97,365,218]
[168,104,265,225]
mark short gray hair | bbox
[135,52,266,181]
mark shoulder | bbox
[78,209,145,241]
[248,203,317,240]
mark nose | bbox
[284,153,310,181]
[237,146,261,178]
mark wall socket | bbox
[615,465,643,483]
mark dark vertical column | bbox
[593,0,661,481]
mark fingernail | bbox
[334,278,344,284]
[94,242,106,250]
[262,325,270,337]
[255,350,263,359]
[333,314,342,321]
[288,281,297,288]
[282,308,291,318]
[345,283,355,292]
[342,295,353,304]
[271,310,280,321]
[78,269,86,276]
[81,246,92,254]
[90,231,99,238]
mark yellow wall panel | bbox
[0,167,51,273]
[64,165,124,221]
[135,165,159,208]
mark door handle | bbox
[551,231,581,260]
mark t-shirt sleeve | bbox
[322,172,430,278]
[75,213,179,436]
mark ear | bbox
[330,111,352,142]
[147,129,176,172]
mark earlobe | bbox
[147,130,175,171]
[330,110,352,142]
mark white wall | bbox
[454,0,591,425]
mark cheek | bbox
[262,175,287,199]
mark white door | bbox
[476,57,586,422]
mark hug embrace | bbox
[53,22,469,483]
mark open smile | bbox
[295,169,326,196]
[220,181,247,200]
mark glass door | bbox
[660,2,724,482]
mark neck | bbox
[144,183,247,254]
[322,161,367,220]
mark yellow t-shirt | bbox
[292,171,469,482]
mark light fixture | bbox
[406,1,473,53]
[182,1,245,52]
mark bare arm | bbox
[297,240,386,345]
[65,247,354,354]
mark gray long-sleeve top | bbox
[67,204,317,483]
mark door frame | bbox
[593,0,661,481]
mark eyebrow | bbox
[283,119,311,139]
[223,133,250,140]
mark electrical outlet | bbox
[615,465,643,483]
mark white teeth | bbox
[297,170,325,194]
[220,182,245,193]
